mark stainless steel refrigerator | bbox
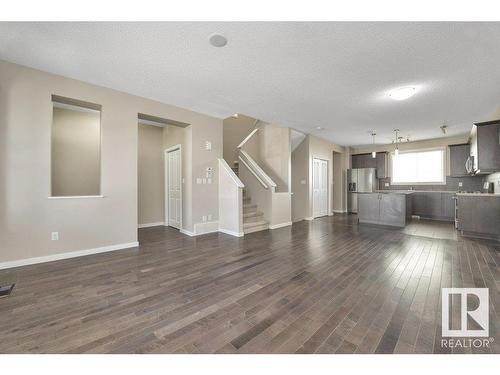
[347,168,377,213]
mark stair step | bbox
[243,220,269,234]
[243,203,257,213]
[243,211,264,223]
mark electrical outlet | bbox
[51,232,59,241]
[458,182,463,187]
[202,215,207,222]
[207,214,212,221]
[385,182,389,187]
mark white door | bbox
[313,158,328,218]
[166,148,181,229]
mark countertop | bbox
[376,190,456,194]
[358,191,414,195]
[357,190,500,196]
[456,192,500,197]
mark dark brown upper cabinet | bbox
[449,143,470,177]
[375,152,388,178]
[351,152,387,178]
[469,120,500,175]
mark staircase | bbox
[232,161,269,234]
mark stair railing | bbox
[236,119,260,149]
[238,150,277,191]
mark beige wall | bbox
[138,124,164,225]
[218,159,243,235]
[291,137,309,222]
[0,60,222,264]
[223,114,256,165]
[51,106,101,196]
[308,135,345,218]
[291,135,347,220]
[257,124,291,192]
[332,152,345,212]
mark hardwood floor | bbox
[0,216,498,354]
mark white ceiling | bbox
[1,22,499,146]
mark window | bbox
[391,148,445,185]
[51,95,102,197]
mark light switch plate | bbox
[207,214,212,221]
[51,232,59,241]
[196,178,202,184]
[385,182,389,187]
[202,215,207,222]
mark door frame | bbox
[312,157,329,218]
[164,144,182,230]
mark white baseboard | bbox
[304,217,314,221]
[194,221,219,235]
[219,228,244,237]
[180,221,219,237]
[332,210,347,214]
[138,221,164,228]
[269,221,292,230]
[0,241,139,270]
[180,228,195,236]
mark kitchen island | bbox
[358,191,413,228]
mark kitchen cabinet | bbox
[441,193,455,221]
[469,120,500,174]
[458,196,500,240]
[376,152,388,178]
[412,192,440,218]
[352,153,375,169]
[358,192,411,227]
[449,144,470,177]
[411,192,455,221]
[352,152,387,176]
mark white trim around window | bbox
[390,147,446,185]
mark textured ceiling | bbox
[0,22,499,146]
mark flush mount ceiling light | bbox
[315,126,324,131]
[388,86,417,101]
[209,33,228,48]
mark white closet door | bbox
[313,158,328,218]
[167,149,181,229]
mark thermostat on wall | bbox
[206,167,213,178]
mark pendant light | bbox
[393,129,400,155]
[370,132,377,158]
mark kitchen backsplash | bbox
[378,176,487,192]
